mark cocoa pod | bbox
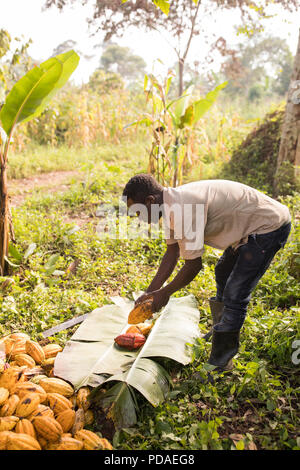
[114,332,146,350]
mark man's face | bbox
[127,197,154,224]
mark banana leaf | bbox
[54,294,201,428]
[0,50,79,138]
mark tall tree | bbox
[100,43,146,81]
[44,0,298,96]
[221,36,294,99]
[275,29,300,193]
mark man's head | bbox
[122,174,164,224]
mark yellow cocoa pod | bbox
[25,341,45,364]
[5,338,26,357]
[128,298,153,324]
[0,387,9,406]
[7,432,41,450]
[47,393,73,415]
[39,377,74,397]
[0,394,19,417]
[76,386,91,411]
[98,438,113,450]
[32,416,63,442]
[28,404,54,421]
[14,354,36,368]
[15,382,47,403]
[43,344,62,359]
[56,435,83,450]
[0,367,25,393]
[136,322,153,336]
[126,325,142,335]
[15,393,40,418]
[9,333,30,341]
[15,418,37,439]
[84,409,94,426]
[74,429,103,450]
[30,374,48,385]
[0,430,13,450]
[71,408,85,435]
[55,409,75,433]
[0,416,19,432]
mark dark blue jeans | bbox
[214,222,291,332]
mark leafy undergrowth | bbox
[0,157,299,450]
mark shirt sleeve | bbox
[177,239,204,260]
[165,228,178,246]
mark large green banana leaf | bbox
[54,294,201,428]
[0,50,79,138]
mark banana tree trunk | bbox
[0,163,9,275]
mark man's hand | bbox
[135,289,170,313]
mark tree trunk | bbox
[178,58,184,97]
[0,163,9,275]
[274,29,300,194]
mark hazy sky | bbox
[1,0,299,84]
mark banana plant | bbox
[0,50,79,275]
[125,70,227,186]
[168,81,228,186]
[54,294,201,429]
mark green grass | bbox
[1,144,299,450]
[8,137,148,180]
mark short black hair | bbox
[122,174,163,203]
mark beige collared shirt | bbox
[162,180,291,260]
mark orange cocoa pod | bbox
[15,382,47,403]
[28,404,54,421]
[25,341,45,364]
[56,409,76,433]
[126,325,142,335]
[7,432,41,450]
[15,418,37,439]
[42,344,62,359]
[128,298,153,324]
[0,394,19,416]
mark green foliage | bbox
[0,29,32,101]
[1,146,299,449]
[219,106,286,195]
[0,50,79,137]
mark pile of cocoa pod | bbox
[0,332,113,450]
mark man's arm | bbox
[147,243,180,292]
[135,243,180,304]
[138,256,203,312]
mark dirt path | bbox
[8,170,81,207]
[8,170,99,228]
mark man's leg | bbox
[203,247,239,340]
[217,222,291,331]
[209,222,291,369]
[214,246,239,301]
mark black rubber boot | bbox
[203,298,224,341]
[208,328,240,371]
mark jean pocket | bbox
[252,232,277,252]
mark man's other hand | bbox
[135,289,170,313]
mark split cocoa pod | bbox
[128,298,153,324]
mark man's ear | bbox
[145,195,155,206]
